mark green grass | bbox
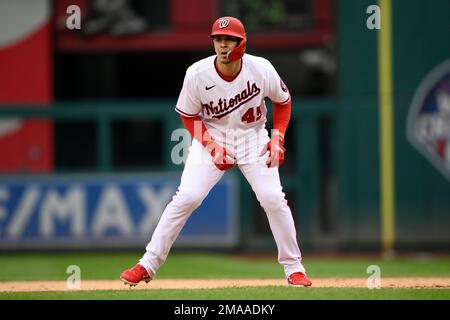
[1,251,450,281]
[306,256,450,278]
[1,287,449,300]
[0,251,449,300]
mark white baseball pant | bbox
[139,138,306,278]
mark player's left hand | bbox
[260,133,286,168]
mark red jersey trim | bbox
[175,107,199,118]
[273,95,291,105]
[214,57,242,82]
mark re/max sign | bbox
[0,174,237,248]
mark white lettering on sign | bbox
[0,181,179,241]
[138,185,174,234]
[40,187,85,238]
[6,187,40,239]
[92,185,134,236]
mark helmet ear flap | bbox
[227,38,246,62]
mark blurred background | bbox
[0,0,449,256]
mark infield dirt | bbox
[1,278,449,292]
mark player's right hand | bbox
[206,141,237,171]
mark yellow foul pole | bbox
[377,0,395,256]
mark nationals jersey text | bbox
[175,53,291,162]
[202,80,261,119]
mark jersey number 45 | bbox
[241,106,262,124]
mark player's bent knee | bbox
[258,190,287,212]
[172,191,206,211]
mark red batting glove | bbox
[206,141,237,171]
[260,134,286,168]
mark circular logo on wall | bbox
[406,59,450,181]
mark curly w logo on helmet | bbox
[218,18,230,28]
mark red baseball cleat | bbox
[287,272,312,287]
[120,264,152,287]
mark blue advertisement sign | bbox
[0,173,239,249]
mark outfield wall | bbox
[0,0,449,251]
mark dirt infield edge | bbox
[1,278,450,292]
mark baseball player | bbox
[121,16,312,287]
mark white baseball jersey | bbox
[139,54,307,280]
[175,53,290,163]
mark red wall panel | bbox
[0,0,53,172]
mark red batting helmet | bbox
[210,17,247,61]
